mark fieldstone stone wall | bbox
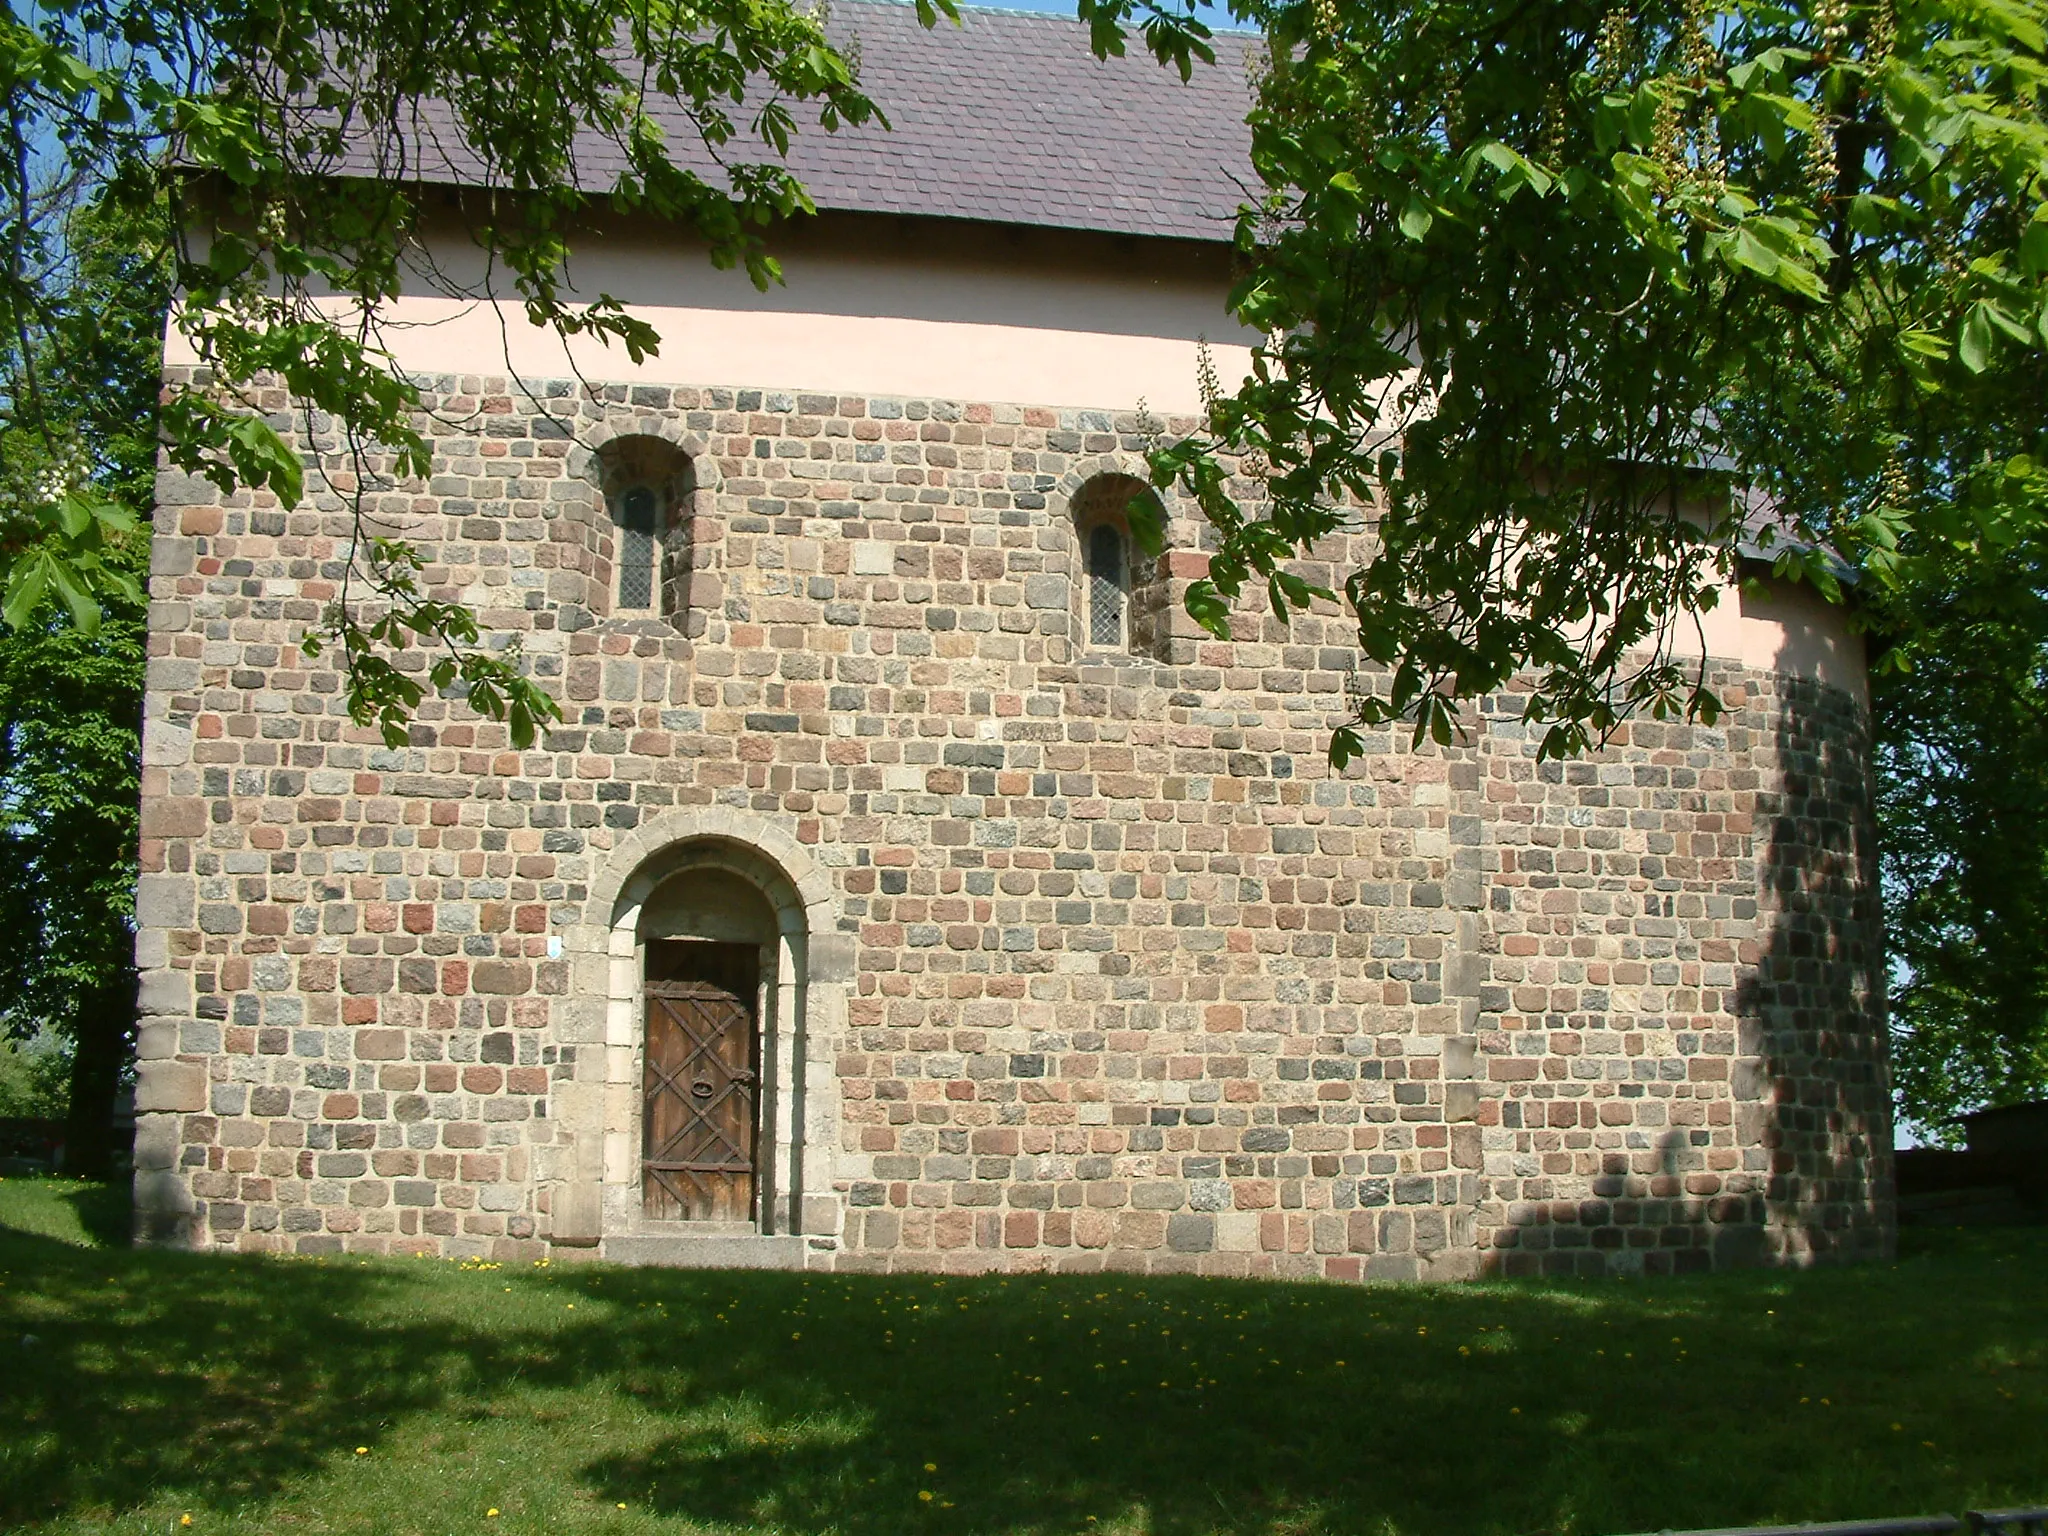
[130,366,1894,1276]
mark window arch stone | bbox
[1068,470,1172,661]
[591,434,698,629]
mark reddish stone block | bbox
[472,961,530,995]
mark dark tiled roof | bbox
[380,2,1258,245]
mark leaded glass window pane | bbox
[1087,523,1125,648]
[618,486,657,609]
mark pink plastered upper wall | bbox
[1589,485,1870,708]
[164,210,1262,416]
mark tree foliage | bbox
[1846,241,2048,1132]
[3,0,950,745]
[1088,0,2048,764]
[0,1027,74,1120]
[1873,531,2048,1135]
[0,189,159,1170]
[0,542,147,1172]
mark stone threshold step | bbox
[602,1231,808,1269]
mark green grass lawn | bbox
[2,1176,2042,1536]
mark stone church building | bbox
[132,2,1894,1277]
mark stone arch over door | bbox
[548,810,851,1261]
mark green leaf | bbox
[2023,216,2048,275]
[3,555,52,631]
[47,562,99,635]
[1960,304,1997,373]
[1184,580,1231,638]
[1728,226,1780,279]
[1127,489,1169,558]
[53,493,93,539]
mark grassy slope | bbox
[1,1176,2041,1536]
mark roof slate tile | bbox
[376,1,1256,245]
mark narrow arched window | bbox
[617,485,657,610]
[1087,522,1127,649]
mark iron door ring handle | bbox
[691,1081,713,1098]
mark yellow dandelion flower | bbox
[180,1519,193,1529]
[919,1491,934,1502]
[487,1510,500,1519]
[355,1447,368,1456]
[924,1463,937,1472]
[618,1504,628,1510]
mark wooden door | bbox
[642,943,759,1221]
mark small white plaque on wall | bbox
[852,542,893,576]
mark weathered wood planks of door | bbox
[642,975,759,1221]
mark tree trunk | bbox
[63,970,137,1180]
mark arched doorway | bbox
[638,868,777,1224]
[596,832,827,1248]
[554,810,852,1263]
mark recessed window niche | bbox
[593,435,697,629]
[1070,471,1172,661]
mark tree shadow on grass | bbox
[2,1226,2044,1535]
[556,1244,2048,1536]
[0,1229,547,1527]
[59,1176,132,1248]
[563,1274,1677,1536]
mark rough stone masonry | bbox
[129,368,1894,1278]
